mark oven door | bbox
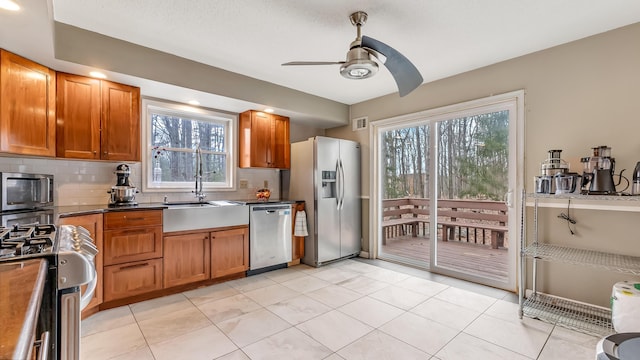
[57,225,97,360]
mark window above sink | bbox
[141,98,238,193]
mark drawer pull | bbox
[124,217,146,221]
[120,262,149,270]
[124,228,151,234]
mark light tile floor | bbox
[81,259,600,359]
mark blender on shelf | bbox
[584,145,628,195]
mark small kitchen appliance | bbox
[108,164,138,206]
[587,146,628,195]
[554,172,582,194]
[535,149,569,194]
[632,161,640,195]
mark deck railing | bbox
[381,197,509,249]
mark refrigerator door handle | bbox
[335,160,342,210]
[339,159,346,210]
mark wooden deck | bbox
[380,235,509,283]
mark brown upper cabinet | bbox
[0,49,56,157]
[239,110,290,169]
[57,72,141,161]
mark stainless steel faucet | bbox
[193,143,206,202]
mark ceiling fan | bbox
[282,11,423,97]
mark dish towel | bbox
[294,210,309,237]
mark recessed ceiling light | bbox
[0,0,20,11]
[264,108,274,113]
[188,100,200,106]
[89,71,107,79]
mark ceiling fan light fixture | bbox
[340,60,378,79]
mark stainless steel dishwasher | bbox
[248,204,292,275]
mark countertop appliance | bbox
[0,172,53,213]
[108,164,138,207]
[248,204,292,275]
[289,136,361,267]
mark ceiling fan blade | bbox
[282,61,345,66]
[362,35,423,97]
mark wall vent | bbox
[352,116,368,131]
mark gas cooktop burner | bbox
[0,224,56,259]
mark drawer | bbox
[104,226,162,265]
[104,210,162,229]
[103,258,163,302]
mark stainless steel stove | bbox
[0,173,96,360]
[0,224,57,259]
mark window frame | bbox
[141,97,237,192]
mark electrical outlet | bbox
[263,180,269,188]
[239,179,248,189]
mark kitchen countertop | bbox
[0,259,48,360]
[56,200,303,219]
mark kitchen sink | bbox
[163,200,242,207]
[163,201,249,232]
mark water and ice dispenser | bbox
[321,170,336,198]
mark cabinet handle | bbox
[124,216,146,221]
[120,262,149,270]
[104,151,108,155]
[93,151,97,154]
[123,228,150,234]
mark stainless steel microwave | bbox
[0,172,54,212]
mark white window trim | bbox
[141,97,238,193]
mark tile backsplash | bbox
[0,156,281,206]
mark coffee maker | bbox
[108,164,138,206]
[585,145,627,195]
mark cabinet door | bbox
[101,80,140,161]
[163,232,211,288]
[271,114,290,169]
[103,226,163,265]
[0,50,56,156]
[211,227,249,278]
[56,73,101,159]
[103,259,163,302]
[58,213,104,315]
[239,110,271,168]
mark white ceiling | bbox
[2,1,640,123]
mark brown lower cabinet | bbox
[163,232,211,288]
[163,226,249,287]
[211,227,249,278]
[103,259,163,302]
[58,213,103,318]
[102,210,163,303]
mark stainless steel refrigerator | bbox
[289,136,361,267]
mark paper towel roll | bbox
[611,281,640,333]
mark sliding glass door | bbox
[374,91,523,290]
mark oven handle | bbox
[34,331,50,360]
[80,267,97,310]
